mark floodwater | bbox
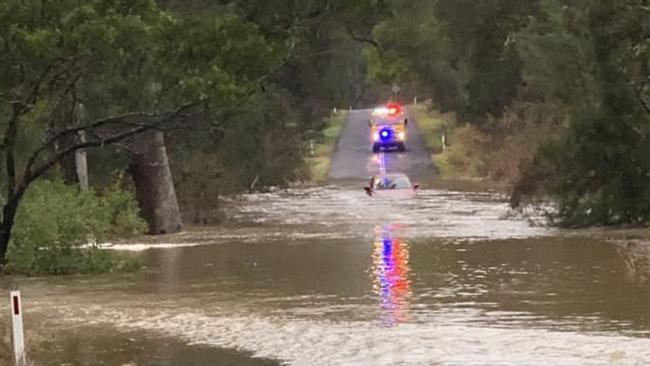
[2,186,650,365]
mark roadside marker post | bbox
[10,291,26,366]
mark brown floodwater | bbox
[2,186,650,365]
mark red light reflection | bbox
[371,224,412,325]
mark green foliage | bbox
[5,179,145,275]
[512,1,650,226]
[514,0,595,108]
[1,0,329,261]
[174,151,225,224]
[153,0,388,207]
[306,111,348,182]
[411,105,448,152]
[100,177,149,237]
[543,105,650,226]
[366,0,650,226]
[171,87,314,222]
[364,0,463,109]
[219,90,309,192]
[0,0,282,180]
[365,0,534,120]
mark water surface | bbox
[2,186,649,365]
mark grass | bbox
[411,105,446,152]
[411,104,483,181]
[306,110,348,183]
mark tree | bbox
[510,0,650,226]
[542,1,650,225]
[0,0,280,267]
[364,0,538,120]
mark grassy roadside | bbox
[411,104,473,180]
[306,110,348,183]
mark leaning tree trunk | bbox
[130,130,183,235]
[0,194,21,267]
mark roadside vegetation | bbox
[367,0,650,227]
[4,178,145,275]
[307,111,348,183]
[0,0,382,273]
[2,0,648,275]
[412,102,551,189]
[411,104,468,180]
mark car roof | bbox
[373,173,410,180]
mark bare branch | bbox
[22,102,202,184]
[345,25,379,48]
[26,58,60,106]
[3,103,26,196]
[23,126,149,188]
[40,101,201,154]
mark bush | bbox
[5,179,146,275]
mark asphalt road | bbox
[328,107,436,182]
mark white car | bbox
[364,173,419,197]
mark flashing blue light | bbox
[379,128,391,141]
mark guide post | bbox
[10,291,26,365]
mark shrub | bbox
[5,179,146,275]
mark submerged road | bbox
[328,108,436,181]
[3,187,650,366]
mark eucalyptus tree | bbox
[0,0,281,266]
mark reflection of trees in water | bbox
[618,241,650,282]
[371,224,412,325]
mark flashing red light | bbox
[386,103,402,116]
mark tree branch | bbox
[345,25,379,48]
[24,126,150,188]
[40,102,201,155]
[3,103,26,197]
[22,103,202,185]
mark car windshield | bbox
[373,175,412,189]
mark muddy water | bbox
[2,186,650,365]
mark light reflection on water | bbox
[372,224,412,326]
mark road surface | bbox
[329,107,436,182]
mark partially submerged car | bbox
[364,173,420,197]
[369,103,408,153]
